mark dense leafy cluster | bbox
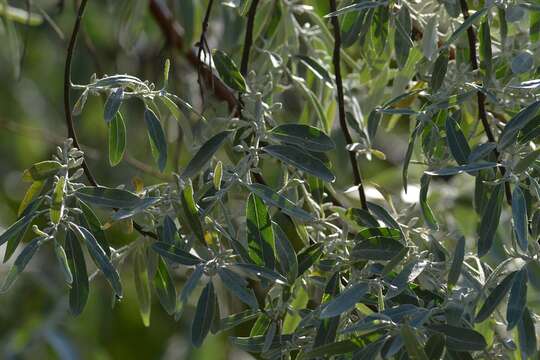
[1,0,540,359]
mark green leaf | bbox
[78,200,110,258]
[269,124,335,152]
[507,267,528,330]
[445,116,471,165]
[218,267,258,309]
[475,271,517,323]
[431,48,449,92]
[427,324,487,351]
[144,107,168,172]
[499,100,540,150]
[54,240,73,284]
[212,50,247,92]
[181,131,231,179]
[419,175,438,230]
[234,263,287,285]
[352,227,404,261]
[479,19,492,79]
[0,4,43,25]
[512,186,528,252]
[351,339,386,360]
[445,7,489,46]
[213,161,223,190]
[517,307,537,357]
[245,183,315,222]
[66,229,89,316]
[74,186,155,209]
[104,88,124,123]
[273,222,298,282]
[324,0,387,17]
[1,237,42,293]
[394,5,412,69]
[448,236,465,290]
[401,323,429,360]
[246,193,276,269]
[151,242,203,266]
[297,243,323,277]
[218,309,260,332]
[192,281,216,347]
[320,282,369,318]
[478,184,504,257]
[108,112,126,166]
[263,145,335,182]
[50,176,65,224]
[299,339,360,359]
[425,333,445,360]
[133,248,151,326]
[22,160,63,181]
[176,264,204,319]
[294,55,333,87]
[0,211,37,248]
[425,162,498,176]
[154,256,176,315]
[180,180,205,244]
[71,224,122,298]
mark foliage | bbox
[0,0,540,358]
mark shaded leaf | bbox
[181,131,231,179]
[269,124,335,152]
[66,229,89,315]
[263,145,335,182]
[507,267,528,330]
[192,281,216,347]
[246,194,276,269]
[144,107,168,172]
[108,112,126,166]
[320,282,369,319]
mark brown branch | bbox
[459,0,512,205]
[329,0,368,210]
[197,0,215,103]
[240,0,260,77]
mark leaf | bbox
[263,145,335,182]
[419,175,438,230]
[422,15,438,61]
[475,271,517,323]
[511,52,534,74]
[71,224,122,298]
[0,4,43,25]
[294,55,333,87]
[54,240,73,284]
[299,339,360,359]
[499,100,540,150]
[17,180,44,217]
[512,186,528,252]
[401,323,429,360]
[65,229,89,315]
[108,112,126,166]
[192,281,216,347]
[448,236,465,290]
[213,161,223,190]
[445,116,470,165]
[218,267,258,309]
[297,243,323,277]
[50,176,65,224]
[394,5,412,69]
[234,263,287,285]
[273,222,298,282]
[78,200,110,258]
[478,184,504,257]
[431,48,449,92]
[151,242,203,266]
[246,193,276,269]
[425,162,498,176]
[425,333,445,360]
[352,227,404,261]
[0,211,37,248]
[245,183,315,222]
[324,0,387,17]
[75,186,155,209]
[218,309,260,332]
[479,19,492,79]
[445,7,489,46]
[507,267,528,330]
[104,88,124,123]
[1,237,42,293]
[517,307,537,357]
[181,131,231,179]
[133,248,151,326]
[212,50,247,92]
[154,255,176,315]
[176,264,204,319]
[144,107,168,172]
[269,124,335,152]
[22,160,63,181]
[320,282,369,319]
[427,324,487,351]
[180,180,205,243]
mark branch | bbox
[459,0,512,205]
[329,0,368,210]
[240,0,260,77]
[197,0,215,103]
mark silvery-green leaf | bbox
[181,131,231,179]
[108,112,126,166]
[104,88,124,123]
[511,52,534,74]
[320,282,369,319]
[478,184,504,257]
[133,247,151,326]
[427,324,486,351]
[212,50,246,92]
[144,107,168,172]
[475,271,517,323]
[512,186,528,251]
[192,281,216,347]
[66,229,88,316]
[151,242,203,266]
[506,267,528,330]
[154,255,176,315]
[218,267,258,309]
[448,236,465,289]
[246,193,275,269]
[263,145,335,182]
[1,237,42,293]
[269,124,335,152]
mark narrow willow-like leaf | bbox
[1,237,42,293]
[213,50,246,92]
[192,281,216,347]
[180,180,205,243]
[425,333,445,360]
[422,15,438,61]
[78,200,110,258]
[144,107,168,172]
[273,222,298,282]
[479,19,492,79]
[448,236,465,289]
[66,229,88,315]
[246,193,276,269]
[298,339,360,359]
[104,88,124,123]
[22,160,63,181]
[425,162,498,176]
[17,180,44,217]
[419,175,438,230]
[218,267,258,309]
[518,307,537,357]
[151,242,203,266]
[234,263,287,285]
[269,124,335,152]
[218,309,260,332]
[476,271,516,323]
[133,248,151,326]
[71,224,122,298]
[445,7,489,46]
[246,183,315,222]
[512,186,528,251]
[324,0,387,17]
[401,323,429,360]
[427,324,487,351]
[320,282,369,319]
[50,176,65,224]
[402,120,422,191]
[154,255,176,315]
[213,161,222,190]
[263,145,335,182]
[176,264,204,319]
[478,184,504,257]
[54,240,73,284]
[181,131,231,179]
[297,243,323,277]
[499,100,540,150]
[0,211,36,248]
[314,272,340,347]
[507,268,528,330]
[431,48,448,92]
[294,55,333,87]
[394,5,412,69]
[445,116,470,165]
[75,186,151,209]
[108,112,126,166]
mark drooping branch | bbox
[459,0,512,205]
[197,0,215,103]
[240,0,260,77]
[329,0,368,210]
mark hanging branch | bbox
[459,0,512,205]
[197,0,215,103]
[240,0,260,77]
[328,0,368,210]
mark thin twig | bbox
[197,0,215,103]
[459,0,512,205]
[329,0,368,210]
[240,0,260,77]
